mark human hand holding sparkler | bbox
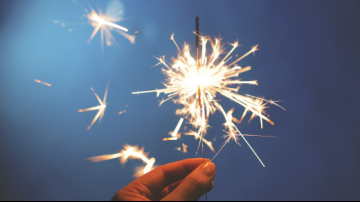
[111,158,215,201]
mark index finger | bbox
[131,158,210,196]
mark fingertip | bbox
[209,181,214,191]
[199,162,216,177]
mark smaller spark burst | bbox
[78,86,108,130]
[34,79,51,87]
[54,0,135,50]
[88,145,156,178]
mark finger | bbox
[168,180,182,193]
[117,158,210,200]
[161,161,216,201]
[137,158,210,196]
[155,180,182,201]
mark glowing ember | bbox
[78,86,108,130]
[133,33,284,167]
[88,145,156,178]
[119,110,126,114]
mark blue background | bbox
[0,0,359,200]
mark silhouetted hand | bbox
[111,158,216,201]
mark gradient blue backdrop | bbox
[0,0,359,200]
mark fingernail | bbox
[199,162,215,177]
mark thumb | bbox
[162,162,216,201]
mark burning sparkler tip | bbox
[134,32,283,166]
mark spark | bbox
[87,145,156,178]
[184,130,215,153]
[132,33,284,167]
[78,86,108,130]
[34,79,51,87]
[163,118,183,141]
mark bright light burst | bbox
[78,86,108,130]
[86,6,135,48]
[55,0,135,49]
[133,33,284,167]
[87,144,156,178]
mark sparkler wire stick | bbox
[196,16,207,201]
[196,17,204,163]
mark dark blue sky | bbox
[0,0,359,200]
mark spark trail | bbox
[34,79,51,87]
[88,145,156,178]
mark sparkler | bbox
[34,79,51,87]
[87,145,156,178]
[132,29,283,167]
[78,86,108,130]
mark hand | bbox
[111,158,216,201]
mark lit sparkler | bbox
[78,86,108,130]
[132,33,283,167]
[34,79,51,87]
[87,145,156,178]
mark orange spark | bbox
[34,79,51,87]
[182,143,188,153]
[119,110,126,114]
